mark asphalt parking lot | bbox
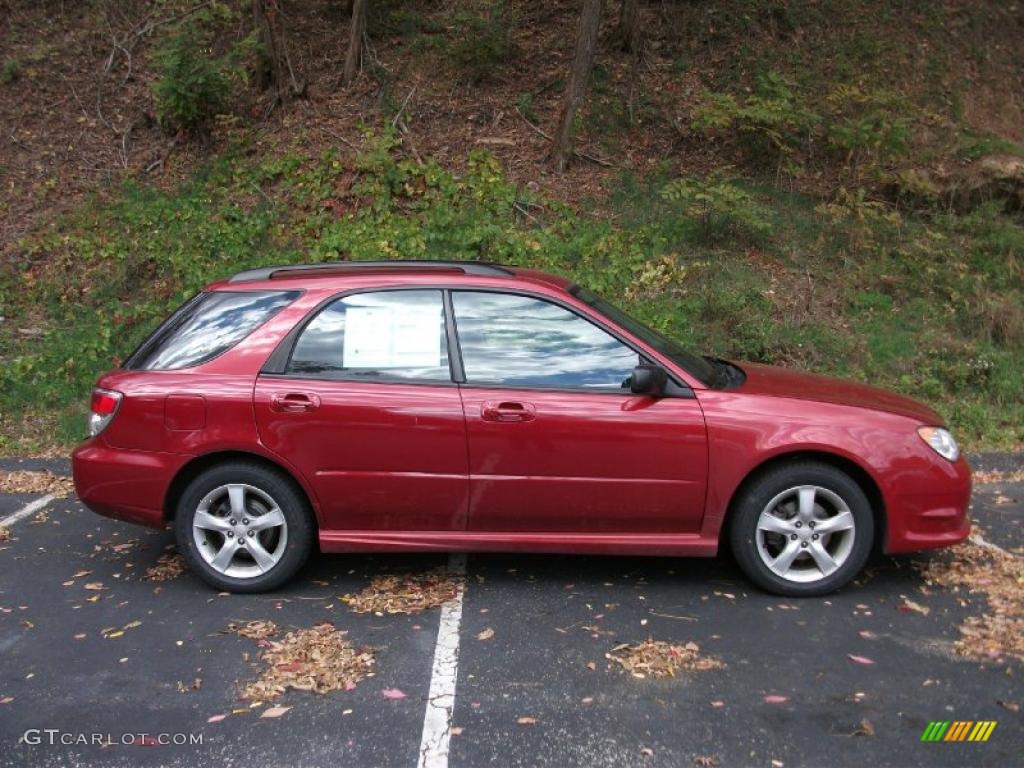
[1,456,1021,768]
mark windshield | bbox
[569,285,718,386]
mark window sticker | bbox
[343,305,442,368]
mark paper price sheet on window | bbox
[342,305,442,369]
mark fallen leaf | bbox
[694,756,720,767]
[382,688,406,700]
[450,727,464,736]
[898,600,930,615]
[516,716,538,725]
[764,695,789,704]
[997,700,1020,713]
[858,630,876,640]
[260,706,291,718]
[84,582,105,591]
[207,714,227,723]
[0,697,13,704]
[852,718,875,737]
[586,661,596,671]
[72,570,91,578]
[847,655,875,665]
[711,700,725,708]
[640,747,654,757]
[476,628,495,641]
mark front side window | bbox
[126,290,299,371]
[287,290,450,382]
[452,291,640,389]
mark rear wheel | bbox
[729,462,874,596]
[174,462,315,593]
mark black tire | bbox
[174,461,315,593]
[729,461,874,597]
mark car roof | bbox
[203,261,573,293]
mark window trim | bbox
[261,285,694,398]
[264,287,457,386]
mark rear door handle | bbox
[271,392,321,413]
[481,400,536,423]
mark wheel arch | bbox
[163,450,319,527]
[721,450,887,551]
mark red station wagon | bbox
[71,261,972,596]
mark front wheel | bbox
[729,462,874,596]
[174,462,315,593]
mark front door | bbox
[254,289,468,531]
[451,290,707,533]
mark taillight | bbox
[88,388,122,437]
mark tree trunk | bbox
[253,0,276,91]
[253,0,302,102]
[552,0,603,172]
[343,0,367,85]
[617,0,639,53]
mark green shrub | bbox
[0,59,20,84]
[151,23,243,133]
[692,71,816,166]
[661,173,773,243]
[448,1,515,85]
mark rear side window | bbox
[125,290,299,371]
[286,290,450,382]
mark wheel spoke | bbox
[797,487,817,522]
[815,510,855,535]
[770,540,803,576]
[249,507,286,533]
[227,485,247,518]
[808,541,839,576]
[210,538,239,572]
[194,510,232,533]
[758,512,795,535]
[246,537,277,572]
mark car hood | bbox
[729,362,943,423]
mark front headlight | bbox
[917,426,959,462]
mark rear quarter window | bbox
[125,290,300,371]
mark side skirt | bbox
[319,531,718,557]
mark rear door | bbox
[254,289,469,531]
[451,290,708,533]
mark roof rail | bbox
[228,260,514,283]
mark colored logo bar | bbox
[921,721,997,742]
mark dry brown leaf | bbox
[694,756,720,767]
[341,568,459,614]
[0,471,74,497]
[852,718,875,737]
[920,540,1024,661]
[242,623,375,701]
[145,553,186,582]
[260,706,291,718]
[606,639,723,678]
[228,620,278,640]
[516,716,538,725]
[475,628,494,641]
[0,527,11,542]
[973,469,1024,484]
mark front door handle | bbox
[271,392,321,413]
[481,400,536,423]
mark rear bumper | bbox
[72,439,191,529]
[884,454,972,554]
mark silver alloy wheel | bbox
[192,483,288,579]
[755,485,856,583]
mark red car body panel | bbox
[72,267,971,560]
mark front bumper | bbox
[884,454,972,554]
[72,439,191,529]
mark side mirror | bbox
[630,364,668,396]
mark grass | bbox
[1,134,1021,454]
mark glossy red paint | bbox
[72,264,971,562]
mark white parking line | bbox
[417,552,467,768]
[0,494,55,528]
